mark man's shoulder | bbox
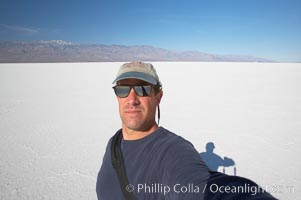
[157,127,193,145]
[156,127,197,155]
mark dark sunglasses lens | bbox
[114,86,131,97]
[134,85,152,96]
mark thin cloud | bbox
[0,24,40,34]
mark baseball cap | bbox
[112,61,160,86]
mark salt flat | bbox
[0,62,300,199]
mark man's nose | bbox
[126,88,139,104]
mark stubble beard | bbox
[121,113,156,132]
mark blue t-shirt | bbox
[96,127,210,199]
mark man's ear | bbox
[155,91,163,105]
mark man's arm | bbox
[204,171,277,200]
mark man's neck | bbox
[122,124,159,140]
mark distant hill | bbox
[0,40,274,63]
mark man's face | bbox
[116,79,162,132]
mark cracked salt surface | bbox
[0,62,300,199]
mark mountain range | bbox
[0,40,274,63]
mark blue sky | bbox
[0,0,300,62]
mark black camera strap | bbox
[111,130,137,200]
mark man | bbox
[96,61,276,200]
[200,142,235,171]
[96,61,210,199]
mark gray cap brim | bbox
[112,71,158,85]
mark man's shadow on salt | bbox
[200,142,236,175]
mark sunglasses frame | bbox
[113,85,153,98]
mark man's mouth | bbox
[124,110,142,113]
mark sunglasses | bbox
[113,85,152,98]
